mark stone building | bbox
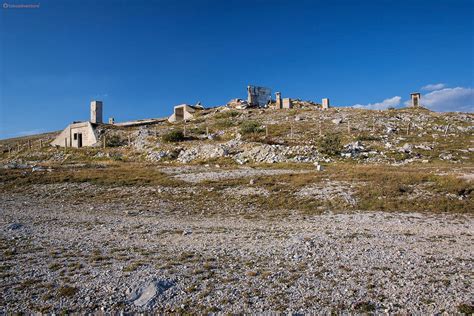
[247,85,272,107]
[410,93,421,107]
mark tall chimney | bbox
[90,101,103,124]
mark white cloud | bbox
[406,87,473,112]
[421,83,446,91]
[353,96,401,110]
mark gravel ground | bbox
[168,167,309,183]
[0,183,473,314]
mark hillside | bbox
[1,106,473,166]
[1,106,473,313]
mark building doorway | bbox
[77,133,83,147]
[74,132,83,148]
[175,107,184,121]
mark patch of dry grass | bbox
[0,163,183,189]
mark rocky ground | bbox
[1,167,473,314]
[1,106,473,313]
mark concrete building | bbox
[108,117,115,124]
[51,121,99,148]
[275,92,282,109]
[282,98,293,109]
[168,104,203,122]
[51,100,104,148]
[410,93,421,107]
[90,101,103,124]
[247,85,272,107]
[322,98,330,110]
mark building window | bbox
[74,133,77,140]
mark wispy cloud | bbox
[353,96,401,110]
[421,83,446,91]
[405,87,474,112]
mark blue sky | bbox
[1,0,473,139]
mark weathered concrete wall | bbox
[282,98,292,109]
[168,104,198,122]
[51,122,99,148]
[275,92,282,109]
[90,101,103,124]
[247,86,271,107]
[322,98,330,109]
[410,93,421,107]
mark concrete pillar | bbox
[90,101,103,124]
[410,93,421,107]
[247,86,254,106]
[322,98,330,110]
[275,92,282,109]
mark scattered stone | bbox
[130,280,174,307]
[399,143,413,153]
[6,223,23,230]
[296,180,358,205]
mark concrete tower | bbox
[90,101,103,124]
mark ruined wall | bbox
[282,98,292,109]
[410,93,421,107]
[247,86,272,107]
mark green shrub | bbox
[215,110,239,119]
[240,121,262,135]
[319,134,343,156]
[57,286,78,297]
[214,119,234,129]
[162,130,185,142]
[356,134,380,141]
[457,303,474,314]
[106,135,126,147]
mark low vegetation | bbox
[319,133,343,156]
[240,121,263,135]
[162,130,185,142]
